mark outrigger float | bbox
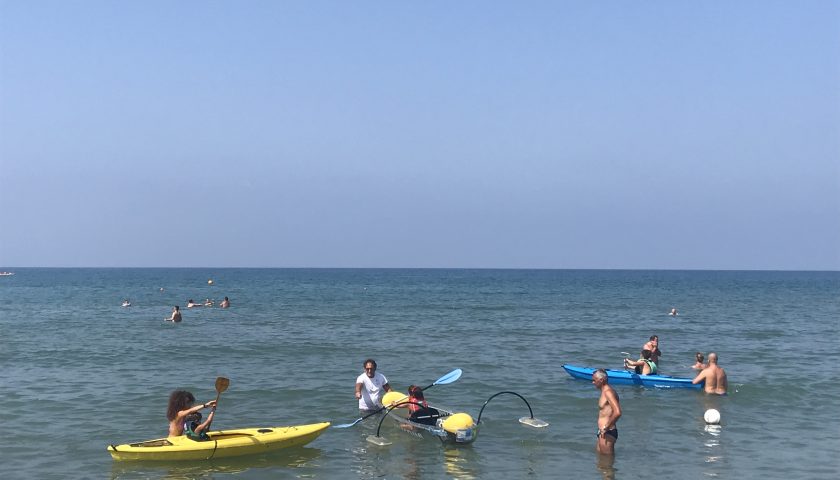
[365,390,549,447]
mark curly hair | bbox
[167,390,195,421]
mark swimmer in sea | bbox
[692,352,706,370]
[692,352,727,394]
[219,296,230,308]
[165,306,182,322]
[186,299,202,308]
[669,307,678,316]
[592,369,621,455]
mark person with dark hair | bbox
[624,349,658,375]
[220,297,230,308]
[355,358,391,412]
[406,385,439,426]
[642,335,662,365]
[165,306,182,322]
[166,390,217,437]
[692,352,706,370]
[407,385,427,414]
[692,352,728,395]
[592,369,621,455]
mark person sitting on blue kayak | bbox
[624,349,658,375]
[642,335,662,366]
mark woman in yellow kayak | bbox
[167,390,217,437]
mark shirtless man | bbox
[692,352,727,394]
[165,305,182,322]
[643,335,662,366]
[592,369,622,455]
[624,349,657,375]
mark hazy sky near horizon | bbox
[1,1,838,269]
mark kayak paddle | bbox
[213,376,230,412]
[333,368,462,428]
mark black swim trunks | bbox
[597,428,618,440]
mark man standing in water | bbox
[355,358,391,413]
[592,368,622,455]
[165,305,182,322]
[692,352,728,394]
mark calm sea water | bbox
[1,268,838,479]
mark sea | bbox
[1,268,838,479]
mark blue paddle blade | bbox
[332,419,361,429]
[434,368,462,386]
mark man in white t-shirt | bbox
[355,358,391,412]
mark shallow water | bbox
[1,268,838,479]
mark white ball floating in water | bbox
[704,408,721,425]
[208,279,214,285]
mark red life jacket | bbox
[408,395,428,413]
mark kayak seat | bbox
[409,407,441,426]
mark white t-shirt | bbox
[356,372,389,410]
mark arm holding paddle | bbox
[166,390,217,437]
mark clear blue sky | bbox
[1,1,838,269]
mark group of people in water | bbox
[165,297,231,322]
[165,338,728,458]
[595,334,728,455]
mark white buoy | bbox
[208,279,214,285]
[704,408,721,425]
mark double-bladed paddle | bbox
[333,368,462,428]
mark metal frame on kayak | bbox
[366,391,548,447]
[562,364,701,389]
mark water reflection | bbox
[595,453,615,480]
[444,447,478,480]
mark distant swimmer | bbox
[204,298,214,307]
[692,352,706,370]
[122,299,131,307]
[186,299,202,308]
[219,296,230,309]
[165,306,182,322]
[669,308,678,316]
[692,352,727,394]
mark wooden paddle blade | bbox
[215,377,230,393]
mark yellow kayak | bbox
[108,422,330,461]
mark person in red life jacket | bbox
[406,385,440,426]
[407,385,428,414]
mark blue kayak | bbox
[562,364,702,389]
